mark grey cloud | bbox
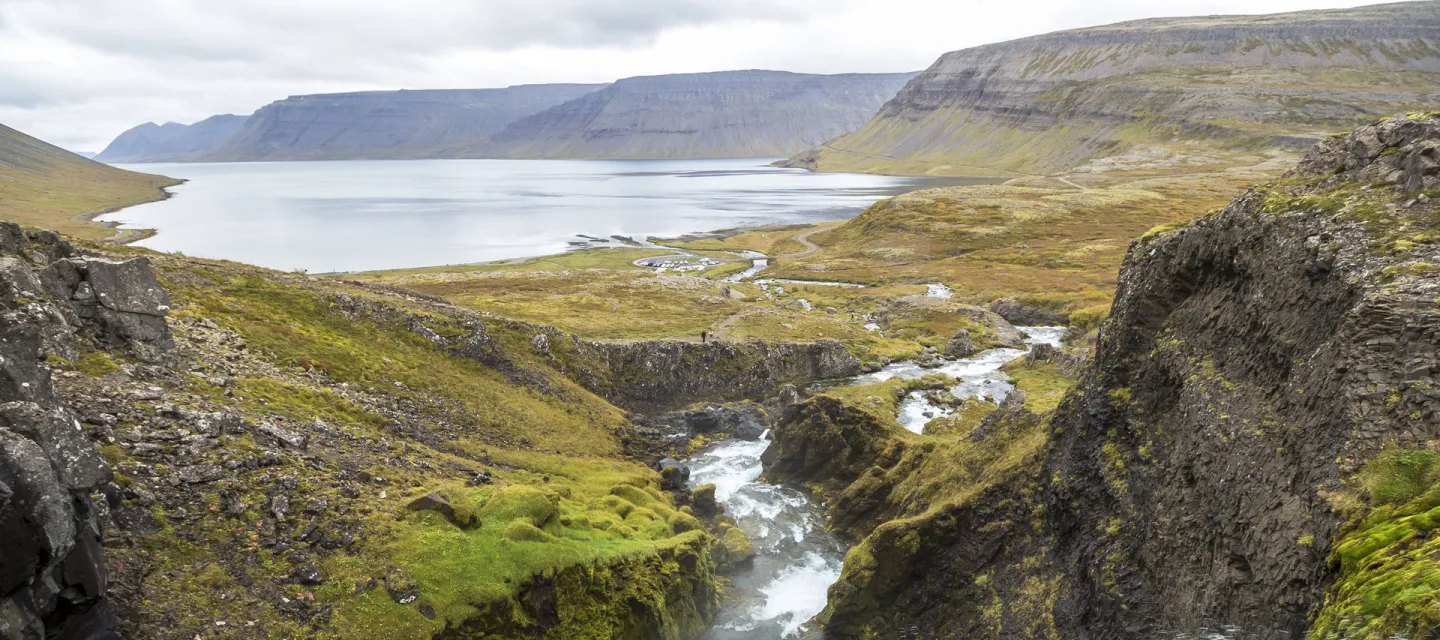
[6,0,821,62]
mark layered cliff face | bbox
[765,114,1440,638]
[94,115,248,164]
[477,71,918,159]
[201,84,604,162]
[784,2,1440,176]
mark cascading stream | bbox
[688,326,1066,638]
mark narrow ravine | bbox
[688,325,1066,638]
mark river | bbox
[100,159,991,273]
[687,326,1066,639]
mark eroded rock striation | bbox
[766,114,1440,638]
[783,2,1440,176]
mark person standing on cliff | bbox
[701,330,708,343]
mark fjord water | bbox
[689,326,1065,639]
[101,159,985,273]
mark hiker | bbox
[701,330,708,343]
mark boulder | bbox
[944,329,977,358]
[691,484,720,517]
[732,419,765,441]
[659,458,691,490]
[988,298,1068,327]
[408,492,475,528]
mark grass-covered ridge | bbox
[0,122,179,240]
[72,248,736,639]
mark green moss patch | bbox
[1312,449,1440,639]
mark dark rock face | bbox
[94,115,248,164]
[784,2,1440,175]
[662,402,769,441]
[202,85,604,162]
[988,298,1068,327]
[785,116,1440,639]
[483,70,917,159]
[0,224,173,638]
[582,338,860,412]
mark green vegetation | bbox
[1313,449,1440,639]
[1004,360,1073,414]
[761,166,1264,313]
[0,123,179,240]
[90,254,733,638]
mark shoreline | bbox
[76,177,186,245]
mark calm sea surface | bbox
[101,159,987,272]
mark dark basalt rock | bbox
[776,116,1440,639]
[0,223,172,638]
[658,458,691,491]
[988,298,1068,327]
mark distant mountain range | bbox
[99,71,916,163]
[471,71,917,159]
[95,115,249,163]
[203,84,603,162]
[782,0,1440,176]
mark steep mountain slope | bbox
[95,114,249,163]
[202,85,605,162]
[765,113,1440,638]
[477,71,917,159]
[0,123,178,240]
[783,1,1440,176]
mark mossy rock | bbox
[715,526,755,569]
[480,485,559,528]
[692,484,720,516]
[503,520,552,543]
[670,512,701,534]
[1314,449,1440,639]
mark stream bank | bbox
[686,326,1064,638]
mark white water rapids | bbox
[687,326,1067,638]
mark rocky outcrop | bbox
[94,115,248,164]
[0,224,173,638]
[943,329,976,358]
[659,402,769,441]
[779,115,1440,638]
[200,85,604,162]
[988,298,1068,327]
[477,70,917,159]
[577,338,860,412]
[783,2,1440,176]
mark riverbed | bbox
[687,326,1065,638]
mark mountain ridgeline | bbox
[101,71,917,163]
[94,115,249,164]
[783,1,1440,176]
[202,84,604,162]
[472,71,917,159]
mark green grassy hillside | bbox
[0,122,179,240]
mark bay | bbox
[100,158,988,273]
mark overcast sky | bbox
[0,0,1386,152]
